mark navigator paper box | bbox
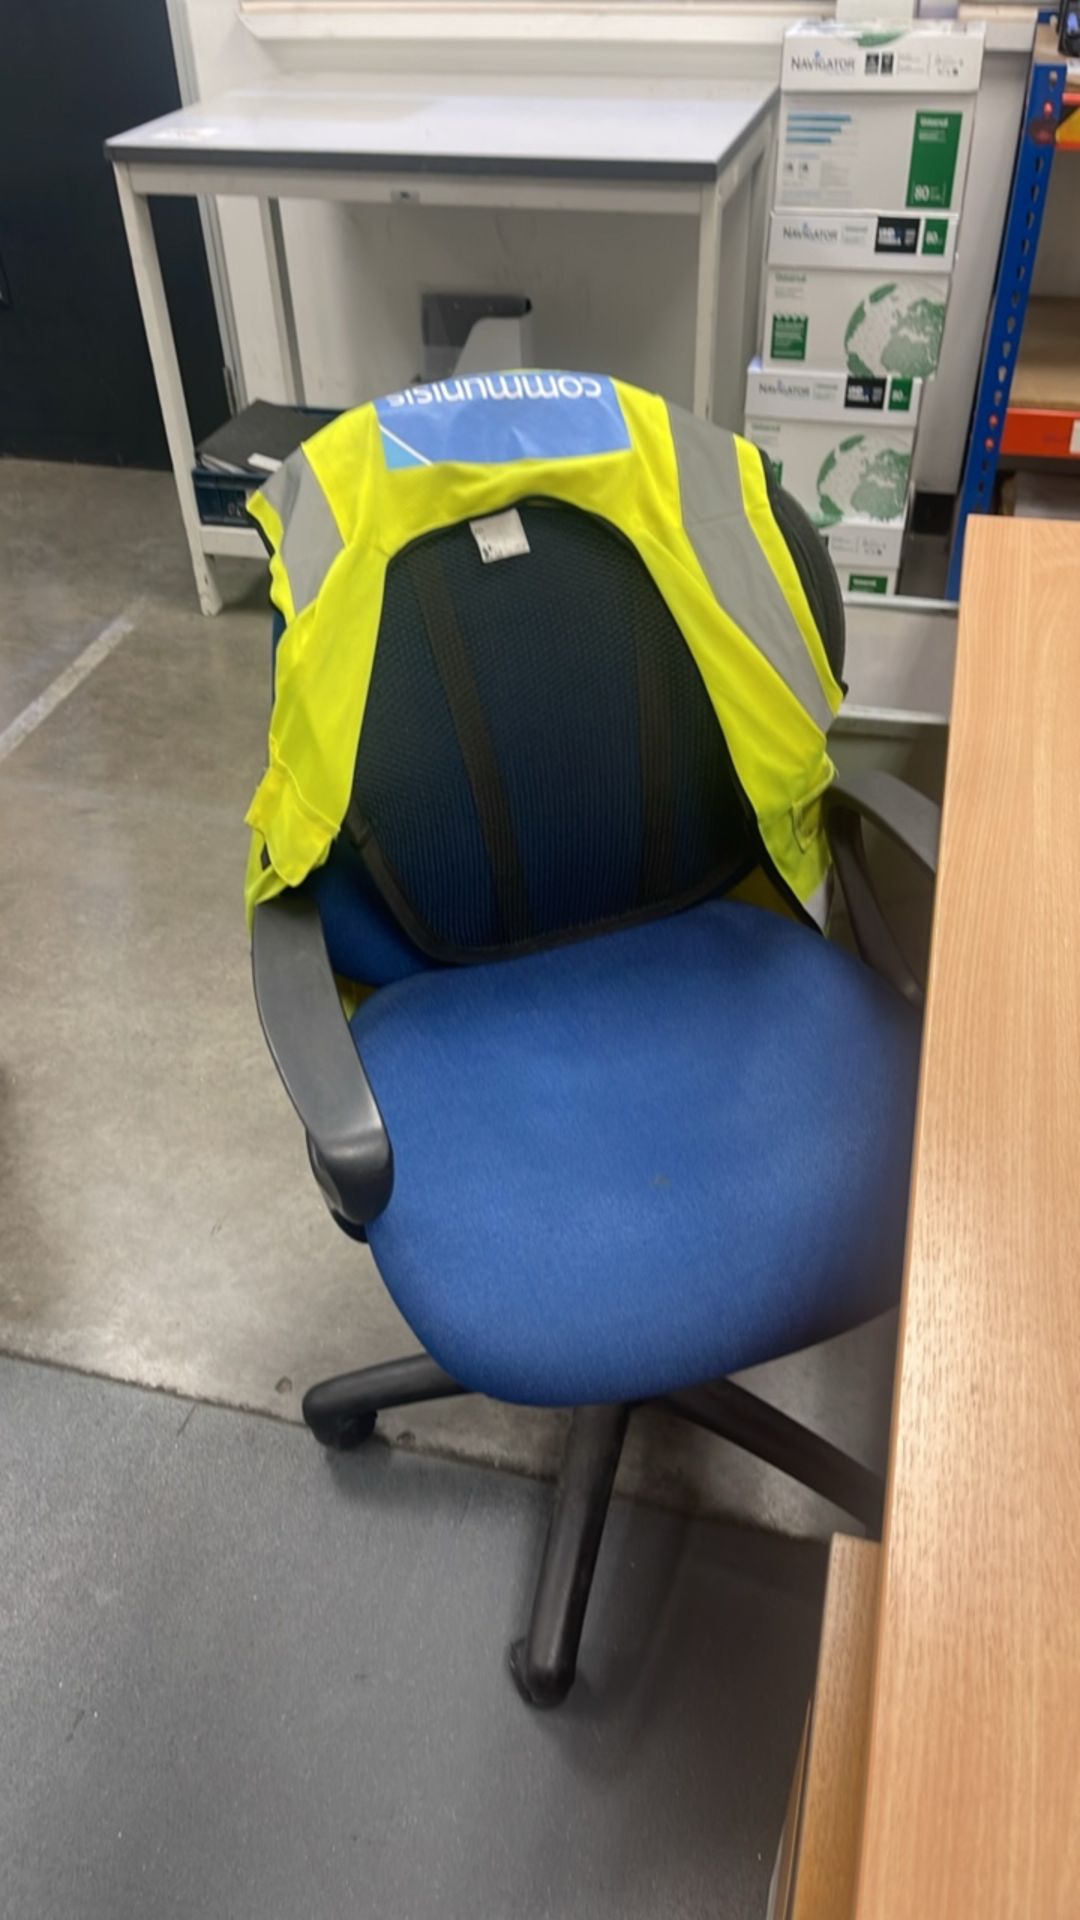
[824,516,907,596]
[777,22,984,211]
[762,216,951,379]
[768,209,957,273]
[745,364,920,530]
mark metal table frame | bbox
[108,98,775,614]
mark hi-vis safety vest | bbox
[245,372,844,926]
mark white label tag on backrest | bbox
[470,508,530,564]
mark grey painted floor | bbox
[0,458,897,1533]
[1,1356,827,1920]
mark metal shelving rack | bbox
[946,23,1072,600]
[946,25,1077,597]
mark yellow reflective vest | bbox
[245,373,843,926]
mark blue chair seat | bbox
[353,900,920,1407]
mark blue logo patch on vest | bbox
[375,372,631,470]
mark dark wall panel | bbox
[0,1,226,466]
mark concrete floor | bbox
[1,1355,831,1920]
[0,457,898,1531]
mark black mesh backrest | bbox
[345,500,807,963]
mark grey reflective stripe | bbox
[667,405,834,737]
[259,451,344,615]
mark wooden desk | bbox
[771,1537,879,1920]
[853,516,1080,1917]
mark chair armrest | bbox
[252,890,393,1228]
[824,769,941,1008]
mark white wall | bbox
[176,1,1031,492]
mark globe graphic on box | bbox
[815,434,910,527]
[844,284,944,381]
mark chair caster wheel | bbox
[508,1639,573,1709]
[306,1410,377,1452]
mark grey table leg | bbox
[259,197,306,406]
[112,161,223,616]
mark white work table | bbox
[106,83,776,614]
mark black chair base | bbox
[302,1354,885,1709]
[302,1354,463,1450]
[507,1402,630,1707]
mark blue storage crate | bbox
[194,406,341,527]
[193,467,257,527]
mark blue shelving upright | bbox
[946,32,1066,600]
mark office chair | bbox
[252,489,938,1709]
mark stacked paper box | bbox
[776,21,983,213]
[745,364,920,595]
[747,20,984,595]
[824,521,906,596]
[762,210,958,379]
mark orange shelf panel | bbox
[1005,300,1080,458]
[1001,408,1080,460]
[1057,100,1080,148]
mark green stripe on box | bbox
[906,112,962,210]
[770,314,808,362]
